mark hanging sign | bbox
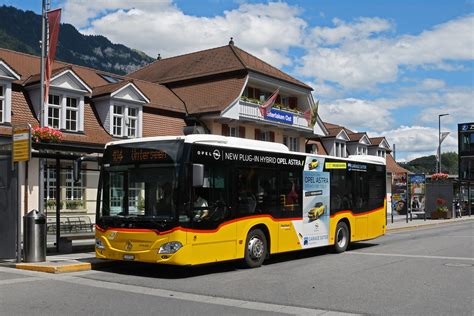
[12,125,31,162]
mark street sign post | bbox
[12,124,31,263]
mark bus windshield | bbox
[98,140,184,227]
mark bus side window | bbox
[278,169,302,216]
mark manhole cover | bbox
[444,263,473,268]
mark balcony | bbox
[239,98,312,131]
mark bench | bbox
[409,209,426,221]
[47,216,95,252]
[47,216,94,234]
[58,233,95,253]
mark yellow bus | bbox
[95,135,386,268]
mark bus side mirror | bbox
[73,158,82,183]
[193,164,204,187]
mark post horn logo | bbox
[125,240,133,251]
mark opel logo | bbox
[125,240,133,251]
[213,149,221,160]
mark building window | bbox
[127,107,138,138]
[335,142,346,157]
[65,97,78,131]
[48,94,61,129]
[255,129,275,142]
[112,105,123,136]
[65,168,84,201]
[0,85,4,123]
[44,166,57,203]
[46,93,82,131]
[283,136,299,151]
[112,105,140,138]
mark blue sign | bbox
[265,108,293,124]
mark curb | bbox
[387,217,473,233]
[14,258,115,274]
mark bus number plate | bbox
[123,254,135,261]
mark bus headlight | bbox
[158,242,183,254]
[95,238,105,249]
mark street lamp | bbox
[438,113,449,173]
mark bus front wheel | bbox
[334,221,349,253]
[243,229,267,268]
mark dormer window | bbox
[46,93,81,132]
[112,104,140,138]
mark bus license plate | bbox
[123,254,135,261]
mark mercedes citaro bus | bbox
[95,135,386,268]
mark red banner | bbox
[44,8,61,102]
[259,88,279,117]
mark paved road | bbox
[1,221,472,315]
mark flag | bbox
[304,99,319,127]
[259,88,279,117]
[44,8,61,102]
[440,131,450,144]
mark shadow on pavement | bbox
[91,242,379,279]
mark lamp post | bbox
[438,113,449,173]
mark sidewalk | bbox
[2,216,472,274]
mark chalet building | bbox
[129,39,327,153]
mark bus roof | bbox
[105,135,385,165]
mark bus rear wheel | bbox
[243,229,267,268]
[334,221,349,253]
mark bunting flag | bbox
[44,8,61,102]
[259,88,279,117]
[304,99,319,127]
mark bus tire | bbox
[334,221,349,253]
[243,229,267,268]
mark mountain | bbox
[400,152,458,175]
[0,5,154,75]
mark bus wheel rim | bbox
[337,227,346,248]
[248,236,264,260]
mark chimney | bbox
[229,37,234,45]
[157,53,161,60]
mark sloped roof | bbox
[170,73,247,114]
[130,44,312,90]
[347,132,368,142]
[386,154,410,174]
[0,48,186,113]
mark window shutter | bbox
[239,126,246,138]
[276,95,281,104]
[269,131,275,142]
[289,97,297,109]
[255,129,261,140]
[222,124,229,136]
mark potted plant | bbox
[31,126,64,143]
[431,198,448,219]
[431,173,449,181]
[65,200,83,210]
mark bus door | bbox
[189,164,236,264]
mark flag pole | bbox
[38,0,49,215]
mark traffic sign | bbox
[13,125,31,162]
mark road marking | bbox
[345,251,474,261]
[0,276,43,285]
[56,276,360,316]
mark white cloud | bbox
[298,15,474,89]
[63,1,306,68]
[374,125,458,161]
[318,98,393,131]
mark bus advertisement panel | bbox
[299,157,330,248]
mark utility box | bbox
[23,209,46,262]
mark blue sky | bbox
[4,0,474,161]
